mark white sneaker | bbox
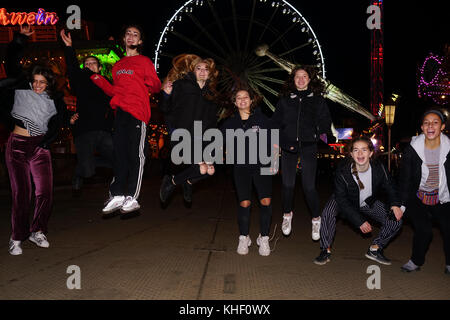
[237,235,251,255]
[312,217,321,241]
[29,231,50,248]
[9,238,22,255]
[257,234,271,256]
[282,212,293,236]
[121,196,140,213]
[102,196,125,214]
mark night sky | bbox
[8,1,448,140]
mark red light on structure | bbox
[0,8,59,26]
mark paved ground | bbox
[0,161,449,302]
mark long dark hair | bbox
[29,64,57,98]
[280,65,325,97]
[348,136,375,190]
[230,86,260,115]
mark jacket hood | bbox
[410,133,450,161]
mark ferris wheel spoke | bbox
[244,0,257,53]
[269,22,297,48]
[231,0,241,52]
[206,0,234,52]
[248,58,278,71]
[186,13,228,57]
[250,78,280,97]
[248,82,276,111]
[278,42,312,58]
[249,74,285,85]
[171,31,226,64]
[251,67,285,74]
[257,7,279,44]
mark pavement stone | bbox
[0,168,449,300]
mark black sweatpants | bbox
[281,142,320,218]
[110,108,147,199]
[406,196,450,266]
[233,166,272,236]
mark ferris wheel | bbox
[154,0,326,111]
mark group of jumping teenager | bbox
[2,24,449,276]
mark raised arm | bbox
[5,25,34,78]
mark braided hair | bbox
[348,136,375,190]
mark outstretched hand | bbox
[60,29,72,47]
[19,25,34,37]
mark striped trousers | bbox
[110,108,147,199]
[320,194,402,250]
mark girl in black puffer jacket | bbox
[272,65,333,240]
[313,136,403,266]
[159,54,219,206]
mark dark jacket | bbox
[334,158,401,228]
[0,33,66,149]
[272,90,332,152]
[159,72,218,135]
[64,46,112,137]
[220,107,275,169]
[399,134,450,206]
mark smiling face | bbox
[234,90,252,112]
[294,69,311,91]
[421,113,445,141]
[351,141,373,167]
[194,62,210,82]
[32,74,48,94]
[123,27,142,49]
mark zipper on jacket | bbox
[296,97,302,143]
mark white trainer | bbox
[29,231,50,248]
[121,196,140,213]
[103,196,125,214]
[9,238,22,255]
[237,235,251,255]
[282,212,293,236]
[257,234,271,256]
[312,217,321,241]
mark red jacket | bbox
[91,55,161,123]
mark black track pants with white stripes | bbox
[319,194,402,250]
[110,108,147,199]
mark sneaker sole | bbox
[102,205,123,214]
[9,249,23,255]
[313,258,330,265]
[365,253,391,265]
[120,205,141,214]
[28,237,49,248]
[312,235,320,241]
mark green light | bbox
[79,50,121,79]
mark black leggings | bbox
[172,164,209,185]
[233,166,272,236]
[406,196,450,266]
[281,142,320,218]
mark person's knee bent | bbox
[260,198,271,206]
[240,200,251,208]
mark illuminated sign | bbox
[0,8,59,26]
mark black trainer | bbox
[365,248,391,265]
[160,175,176,203]
[314,250,331,265]
[183,181,193,203]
